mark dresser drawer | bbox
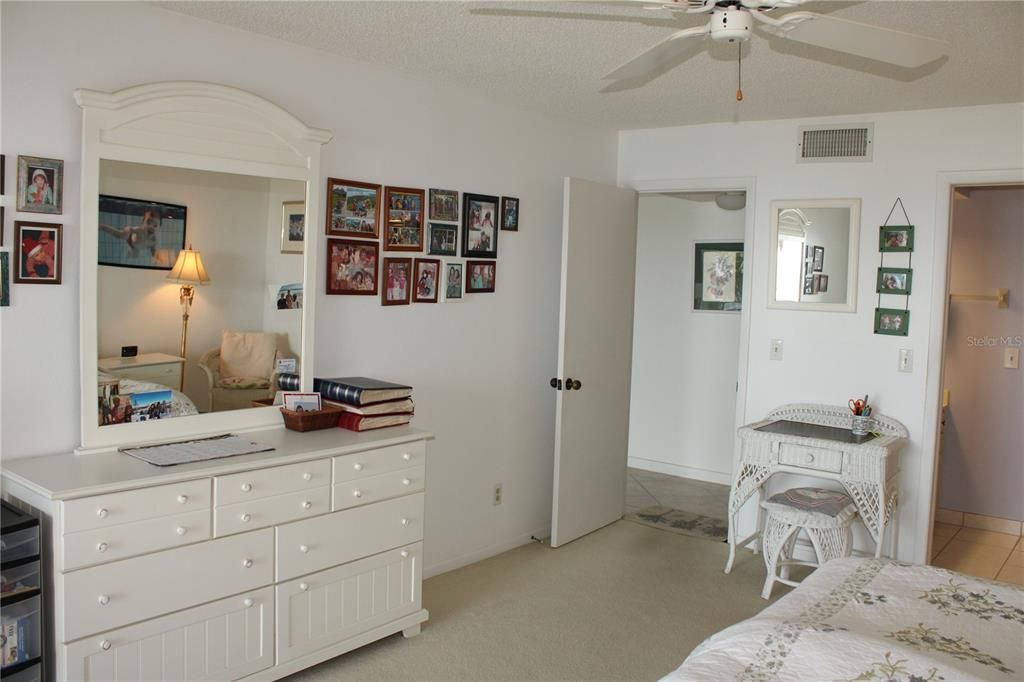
[778,444,844,473]
[332,466,424,511]
[276,493,424,581]
[333,441,426,483]
[63,509,211,571]
[63,528,274,642]
[62,479,211,535]
[215,459,330,507]
[109,363,180,385]
[215,486,330,537]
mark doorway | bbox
[624,191,746,529]
[929,184,1023,585]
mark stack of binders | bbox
[313,376,415,432]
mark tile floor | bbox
[931,522,1024,585]
[626,467,730,520]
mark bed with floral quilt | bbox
[667,557,1023,681]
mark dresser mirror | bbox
[767,198,861,312]
[77,82,332,452]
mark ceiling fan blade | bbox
[758,11,947,68]
[603,24,709,81]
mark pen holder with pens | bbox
[851,415,875,436]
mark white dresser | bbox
[1,426,431,681]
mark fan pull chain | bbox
[736,43,744,102]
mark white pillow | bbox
[219,331,277,379]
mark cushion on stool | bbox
[761,487,857,524]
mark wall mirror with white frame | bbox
[768,198,861,312]
[77,82,332,452]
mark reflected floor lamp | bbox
[167,245,210,390]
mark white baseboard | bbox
[628,457,731,486]
[423,527,548,579]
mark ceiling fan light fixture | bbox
[710,7,753,43]
[715,192,747,211]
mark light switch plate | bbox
[770,339,784,361]
[1005,348,1020,369]
[898,349,913,373]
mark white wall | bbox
[619,103,1024,562]
[0,2,618,576]
[628,194,744,483]
[939,186,1023,521]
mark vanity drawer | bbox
[215,486,330,537]
[332,466,425,511]
[62,479,211,535]
[215,459,330,507]
[332,441,426,483]
[778,444,844,473]
[276,492,424,582]
[63,509,211,571]
[63,528,274,642]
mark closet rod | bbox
[948,288,1010,308]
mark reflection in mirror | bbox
[96,160,305,426]
[770,199,860,312]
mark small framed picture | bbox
[501,196,519,231]
[803,275,815,295]
[326,178,381,238]
[443,261,463,302]
[14,221,62,284]
[326,238,379,295]
[879,225,914,252]
[1,154,5,194]
[280,201,305,254]
[384,187,425,252]
[429,188,459,222]
[428,223,457,256]
[466,260,496,293]
[382,257,413,306]
[817,274,829,293]
[812,245,824,272]
[283,392,322,412]
[876,267,912,295]
[276,358,297,374]
[694,242,743,312]
[0,252,10,307]
[874,308,910,336]
[17,155,63,215]
[462,192,499,259]
[99,195,187,270]
[413,258,441,303]
[275,282,302,309]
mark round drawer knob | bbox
[177,494,188,504]
[400,550,409,558]
[96,542,108,553]
[299,582,309,592]
[97,508,109,519]
[302,501,312,510]
[100,639,112,651]
[402,478,412,486]
[240,513,251,523]
[241,483,253,493]
[805,453,815,463]
[243,598,254,607]
[402,453,412,462]
[176,526,187,536]
[353,490,362,498]
[299,544,309,553]
[98,594,110,605]
[353,463,363,471]
[242,559,253,568]
[401,518,410,526]
[302,472,312,481]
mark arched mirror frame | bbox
[76,82,333,453]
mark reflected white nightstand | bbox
[98,353,186,391]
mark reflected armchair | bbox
[199,331,295,412]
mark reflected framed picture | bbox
[0,252,9,306]
[874,307,910,336]
[428,223,457,256]
[812,245,824,272]
[413,258,440,303]
[461,192,499,259]
[694,241,743,312]
[14,220,62,284]
[382,257,413,306]
[98,195,186,270]
[443,261,463,302]
[326,177,381,238]
[466,260,495,293]
[429,188,459,222]
[501,196,519,231]
[876,267,912,295]
[879,225,914,252]
[281,201,305,254]
[17,155,63,215]
[803,275,815,295]
[384,186,425,252]
[326,237,379,295]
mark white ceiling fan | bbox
[600,0,948,86]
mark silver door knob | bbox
[242,559,253,568]
[97,508,109,519]
[303,472,312,481]
[353,490,362,498]
[98,594,110,605]
[402,478,411,486]
[299,544,309,553]
[176,526,187,536]
[100,640,112,651]
[177,494,188,504]
[240,513,251,522]
[96,542,108,553]
[299,582,309,592]
[243,598,254,607]
[400,550,409,558]
[401,518,410,526]
[241,483,253,492]
[353,463,363,471]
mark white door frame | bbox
[629,177,757,485]
[918,168,1024,564]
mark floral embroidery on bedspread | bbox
[918,579,1024,624]
[847,652,943,682]
[886,624,1014,675]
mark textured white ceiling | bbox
[160,1,1024,130]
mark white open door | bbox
[550,177,639,548]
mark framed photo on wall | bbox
[876,267,912,295]
[326,237,379,295]
[413,258,441,303]
[879,225,914,252]
[17,155,63,215]
[501,196,519,231]
[382,257,413,305]
[384,186,425,252]
[98,195,186,270]
[326,177,381,238]
[466,260,496,293]
[0,252,10,306]
[443,261,463,302]
[694,241,743,312]
[14,220,62,284]
[427,223,457,256]
[812,245,824,272]
[280,201,305,254]
[461,192,499,259]
[874,307,910,336]
[429,188,459,222]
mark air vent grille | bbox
[797,124,874,163]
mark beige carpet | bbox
[285,520,782,681]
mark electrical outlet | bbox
[898,349,913,373]
[769,339,784,361]
[493,484,503,506]
[1006,348,1020,369]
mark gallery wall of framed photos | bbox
[324,176,520,306]
[874,198,914,336]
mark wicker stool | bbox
[760,487,857,599]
